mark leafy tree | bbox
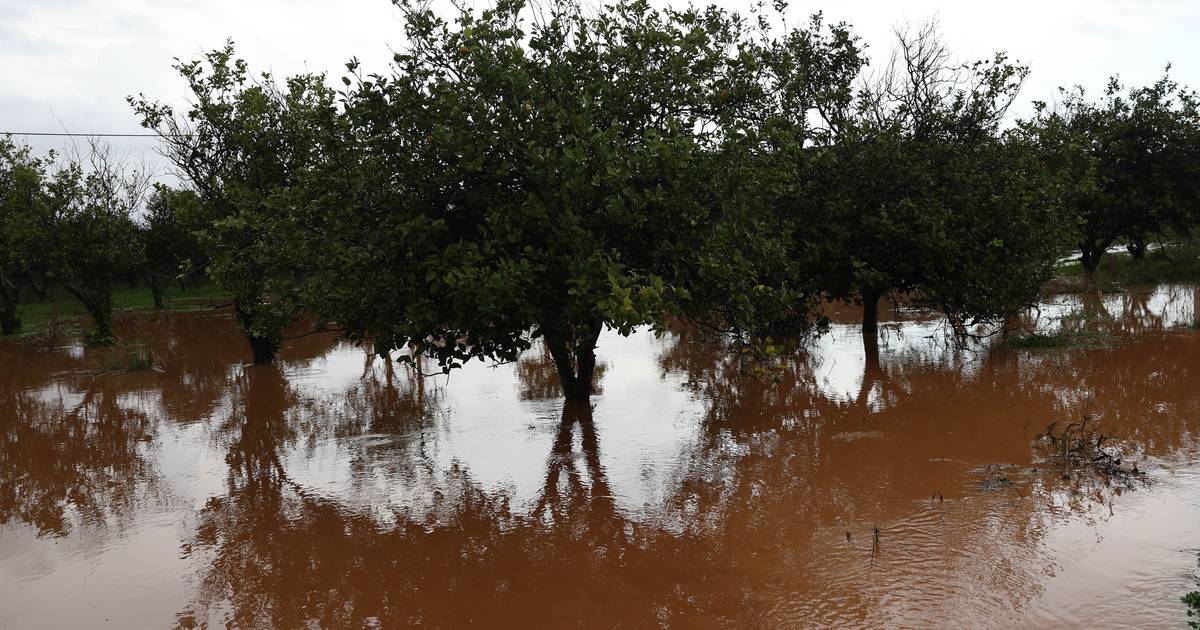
[130,45,336,364]
[1027,72,1200,273]
[0,137,48,335]
[294,0,861,399]
[680,13,864,342]
[43,143,148,345]
[138,184,204,309]
[810,23,1064,343]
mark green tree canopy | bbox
[0,137,49,335]
[43,143,148,345]
[809,23,1066,341]
[1025,71,1200,272]
[294,0,863,399]
[131,46,338,363]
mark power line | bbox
[1,131,187,138]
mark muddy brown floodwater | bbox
[3,287,1200,628]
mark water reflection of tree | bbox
[151,293,1200,627]
[0,386,156,537]
[177,397,700,628]
[516,343,607,400]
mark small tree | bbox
[131,45,334,364]
[812,23,1064,343]
[138,184,203,309]
[44,142,148,345]
[0,137,48,334]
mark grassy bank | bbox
[12,282,228,334]
[1054,244,1200,288]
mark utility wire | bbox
[1,131,189,138]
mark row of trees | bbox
[1023,73,1200,271]
[0,139,203,343]
[6,0,1200,398]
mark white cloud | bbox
[1,0,1196,171]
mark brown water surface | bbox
[3,287,1200,628]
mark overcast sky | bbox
[3,0,1198,174]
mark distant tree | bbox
[131,45,336,364]
[812,23,1065,343]
[0,137,48,334]
[138,184,203,309]
[1027,72,1200,273]
[44,142,148,345]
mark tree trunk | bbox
[0,274,19,335]
[1079,245,1101,274]
[29,275,49,300]
[1127,236,1147,260]
[83,291,115,346]
[0,294,19,336]
[235,300,283,365]
[544,320,604,401]
[247,334,280,365]
[1080,236,1116,275]
[861,288,881,345]
[148,279,166,310]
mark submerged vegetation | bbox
[1032,416,1145,487]
[1007,329,1117,350]
[98,338,158,373]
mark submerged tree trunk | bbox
[1080,235,1116,276]
[861,288,881,345]
[1079,245,1102,275]
[235,300,283,365]
[82,290,115,346]
[146,276,167,309]
[543,320,604,402]
[247,335,281,366]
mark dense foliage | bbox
[0,138,46,334]
[1023,72,1200,272]
[131,47,338,363]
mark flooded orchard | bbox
[3,287,1200,629]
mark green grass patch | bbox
[98,339,158,373]
[1185,590,1200,628]
[13,282,227,334]
[1054,244,1200,287]
[1007,329,1118,350]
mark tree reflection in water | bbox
[0,386,157,537]
[4,294,1200,628]
[177,375,697,628]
